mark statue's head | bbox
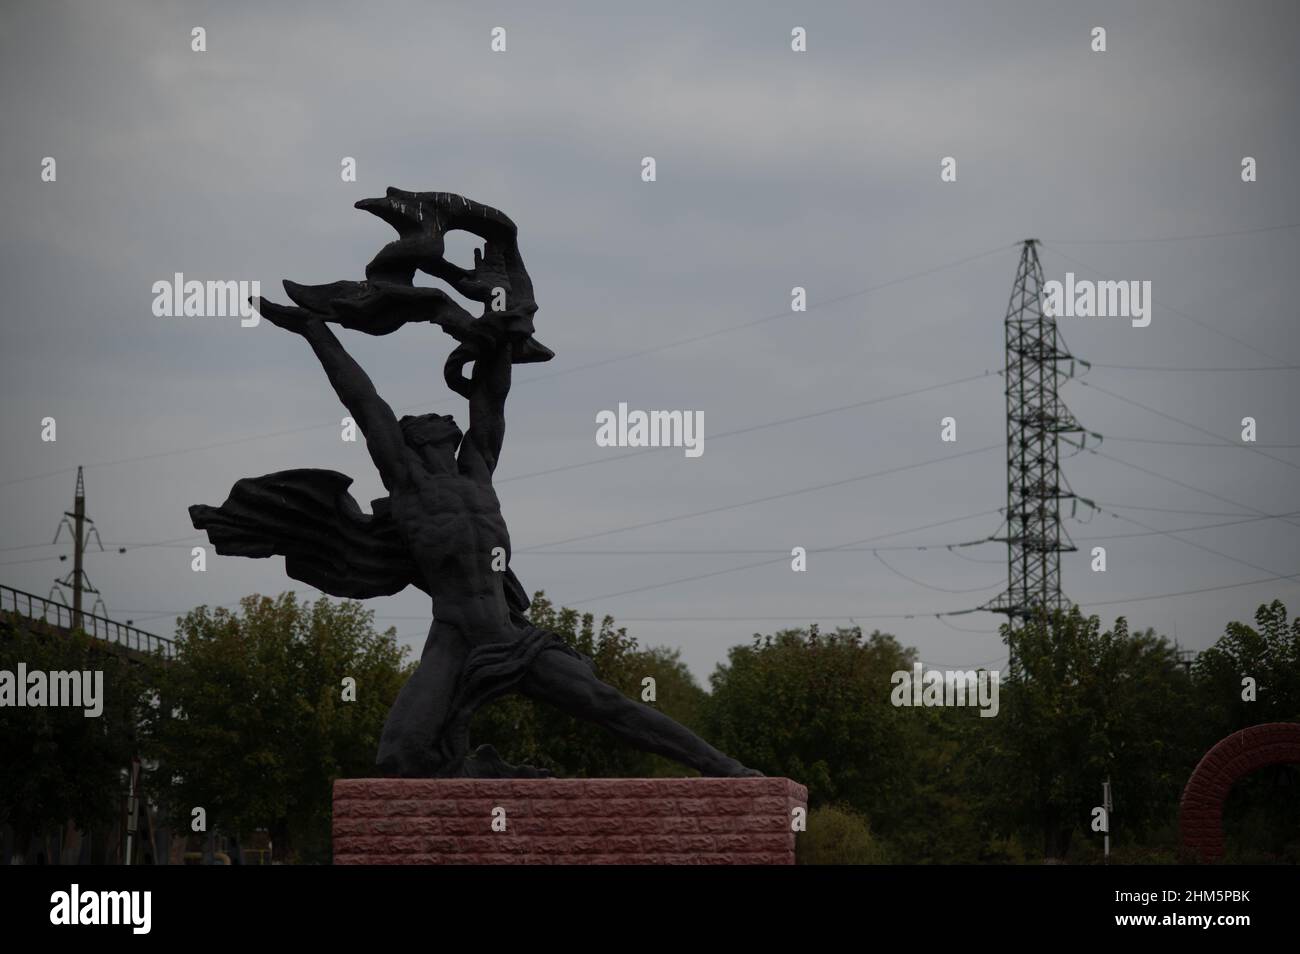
[400,413,462,469]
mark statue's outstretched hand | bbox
[257,296,320,335]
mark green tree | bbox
[702,626,919,835]
[797,804,890,864]
[147,593,408,863]
[471,592,708,776]
[982,608,1198,861]
[897,702,1005,864]
[0,616,149,862]
[700,623,1021,862]
[1194,599,1300,734]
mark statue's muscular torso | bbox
[392,465,513,641]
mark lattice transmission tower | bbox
[984,239,1094,621]
[51,466,106,629]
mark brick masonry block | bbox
[334,776,807,865]
[1179,722,1300,863]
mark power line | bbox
[520,511,1295,555]
[527,443,1001,550]
[552,573,1300,623]
[1078,378,1300,474]
[1093,363,1299,373]
[519,508,1001,556]
[0,422,342,490]
[1099,501,1300,518]
[0,534,203,559]
[935,615,1002,635]
[0,541,73,554]
[0,554,66,568]
[873,551,1002,594]
[521,244,1013,386]
[915,653,1007,669]
[1099,509,1299,584]
[497,370,996,484]
[571,553,792,604]
[1106,436,1300,449]
[121,590,332,625]
[1086,446,1300,530]
[1081,573,1300,609]
[1043,222,1300,245]
[1074,511,1300,542]
[947,547,1005,565]
[564,508,1004,604]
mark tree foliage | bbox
[1194,599,1300,732]
[796,804,890,864]
[982,608,1200,860]
[0,616,148,857]
[11,586,1297,865]
[147,593,408,863]
[702,626,920,830]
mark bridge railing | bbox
[0,583,176,660]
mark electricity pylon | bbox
[984,240,1094,622]
[51,466,105,629]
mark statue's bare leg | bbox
[377,620,469,776]
[517,649,760,777]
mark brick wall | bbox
[334,777,807,864]
[1179,722,1300,862]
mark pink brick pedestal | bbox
[333,777,807,864]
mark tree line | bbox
[2,593,1296,863]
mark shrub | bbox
[797,804,890,864]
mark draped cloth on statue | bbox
[187,467,532,613]
[436,623,593,774]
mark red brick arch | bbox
[1179,722,1300,862]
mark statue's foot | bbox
[375,748,441,779]
[702,757,765,778]
[449,744,553,779]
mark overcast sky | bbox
[2,0,1297,682]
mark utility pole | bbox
[124,757,141,866]
[984,240,1094,623]
[51,466,105,629]
[1102,777,1112,863]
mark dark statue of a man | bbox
[191,189,758,779]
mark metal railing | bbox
[0,583,176,660]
